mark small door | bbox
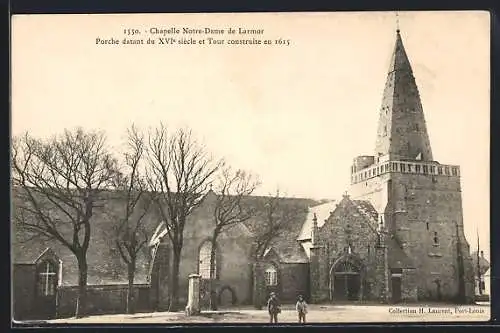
[34,260,58,319]
[219,287,236,307]
[391,276,402,303]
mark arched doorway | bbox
[218,286,237,307]
[330,258,362,301]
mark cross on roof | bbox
[396,12,400,32]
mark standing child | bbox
[296,295,308,323]
[267,292,281,323]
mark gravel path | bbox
[43,303,490,324]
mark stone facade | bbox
[346,29,474,303]
[12,29,477,321]
[147,192,313,308]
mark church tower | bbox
[349,27,475,303]
[374,28,433,163]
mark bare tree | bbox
[11,128,119,318]
[252,190,298,261]
[145,124,223,311]
[112,125,152,314]
[250,190,301,308]
[208,167,259,310]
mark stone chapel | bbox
[12,27,476,321]
[298,28,475,304]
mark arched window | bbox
[265,265,278,286]
[199,241,216,279]
[37,261,57,296]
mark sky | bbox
[11,11,490,258]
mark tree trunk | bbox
[209,235,218,311]
[75,254,88,318]
[126,260,136,314]
[169,249,181,312]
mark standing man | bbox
[267,292,281,323]
[296,295,308,323]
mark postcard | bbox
[11,11,490,324]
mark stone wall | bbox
[13,268,152,321]
[152,193,255,307]
[351,169,474,303]
[312,198,381,302]
[149,240,170,311]
[57,284,152,318]
[401,268,418,302]
[350,173,390,215]
[280,263,309,302]
[391,172,473,302]
[12,264,37,321]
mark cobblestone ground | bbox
[44,303,490,324]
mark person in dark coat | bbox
[267,292,281,323]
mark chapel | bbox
[12,28,476,321]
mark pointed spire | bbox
[374,28,434,162]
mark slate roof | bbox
[12,189,159,286]
[297,200,339,241]
[240,195,318,263]
[352,200,379,225]
[12,187,318,285]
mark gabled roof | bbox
[241,195,317,263]
[12,188,318,285]
[12,189,164,286]
[351,200,379,226]
[297,200,339,241]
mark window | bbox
[199,241,216,279]
[392,163,398,171]
[438,167,443,175]
[423,165,428,174]
[426,222,429,230]
[265,265,278,286]
[400,163,406,172]
[444,167,450,176]
[452,167,458,176]
[431,166,436,174]
[407,164,413,172]
[37,261,57,296]
[415,165,421,173]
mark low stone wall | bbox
[57,284,152,318]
